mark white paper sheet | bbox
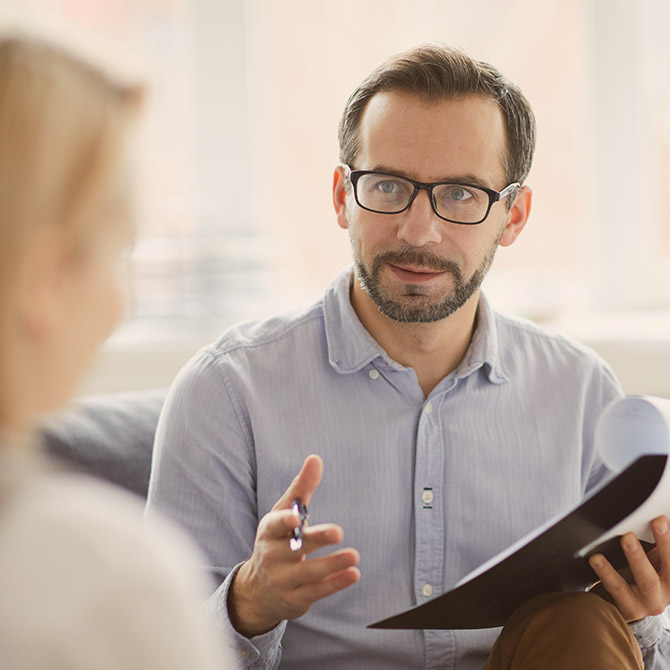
[576,395,670,556]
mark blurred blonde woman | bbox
[0,19,235,670]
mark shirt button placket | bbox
[414,397,446,668]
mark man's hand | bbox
[589,514,670,621]
[228,455,361,638]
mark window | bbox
[11,0,670,394]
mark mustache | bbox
[372,249,462,281]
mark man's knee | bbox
[511,591,630,641]
[536,591,619,628]
[486,592,643,670]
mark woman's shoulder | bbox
[0,466,229,669]
[1,468,198,576]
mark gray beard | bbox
[351,240,499,323]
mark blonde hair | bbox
[0,19,144,424]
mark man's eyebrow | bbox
[368,164,492,189]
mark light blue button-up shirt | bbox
[147,267,670,669]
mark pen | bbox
[290,499,309,552]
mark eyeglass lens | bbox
[355,173,490,224]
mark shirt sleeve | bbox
[205,563,286,669]
[146,347,286,669]
[630,610,670,668]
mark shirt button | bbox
[237,649,251,659]
[421,490,434,504]
[369,369,379,380]
[424,402,433,415]
[422,583,433,598]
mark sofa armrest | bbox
[39,388,167,499]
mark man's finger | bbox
[620,533,666,614]
[273,454,323,511]
[291,566,361,606]
[260,513,343,554]
[651,515,670,577]
[589,552,639,620]
[273,566,362,622]
[259,508,303,541]
[266,523,345,559]
[282,548,360,590]
[297,524,344,554]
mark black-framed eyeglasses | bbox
[344,166,520,225]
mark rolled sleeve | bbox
[629,610,670,669]
[205,563,286,669]
[630,614,663,649]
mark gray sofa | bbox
[40,389,167,499]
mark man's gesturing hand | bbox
[589,514,670,622]
[228,455,361,638]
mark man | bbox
[147,45,670,669]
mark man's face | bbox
[335,90,526,323]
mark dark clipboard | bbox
[370,409,668,631]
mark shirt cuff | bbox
[205,562,286,668]
[629,615,664,650]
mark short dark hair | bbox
[338,44,536,185]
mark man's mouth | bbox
[388,263,447,283]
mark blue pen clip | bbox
[290,499,309,552]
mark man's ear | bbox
[332,166,349,230]
[499,185,532,247]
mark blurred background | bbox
[8,0,670,396]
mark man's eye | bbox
[377,180,400,194]
[447,186,473,201]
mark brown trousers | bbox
[484,592,644,670]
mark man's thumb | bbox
[273,454,323,510]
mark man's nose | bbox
[396,188,443,247]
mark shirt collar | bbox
[323,267,400,374]
[455,292,510,385]
[323,266,509,384]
